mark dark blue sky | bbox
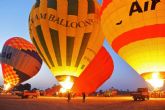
[0,0,147,91]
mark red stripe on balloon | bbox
[100,0,112,15]
[112,24,165,52]
[72,47,114,94]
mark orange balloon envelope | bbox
[1,37,42,89]
[72,47,114,94]
[101,0,165,89]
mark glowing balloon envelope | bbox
[29,0,104,89]
[72,47,114,94]
[101,0,165,89]
[1,37,42,90]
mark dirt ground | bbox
[0,95,165,110]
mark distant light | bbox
[146,72,164,89]
[4,83,11,91]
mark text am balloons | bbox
[72,47,114,94]
[101,0,165,89]
[1,37,42,90]
[29,0,104,89]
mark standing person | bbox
[67,92,71,103]
[82,92,86,103]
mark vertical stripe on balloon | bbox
[36,25,55,67]
[88,0,95,14]
[75,33,91,67]
[50,28,62,66]
[35,0,40,8]
[32,37,50,68]
[68,0,78,15]
[66,37,75,66]
[47,0,57,9]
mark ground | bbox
[0,95,165,110]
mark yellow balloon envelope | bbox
[29,0,104,89]
[101,0,165,88]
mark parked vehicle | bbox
[131,88,149,101]
[16,90,40,99]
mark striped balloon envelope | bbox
[29,0,104,89]
[101,0,165,89]
[1,37,42,90]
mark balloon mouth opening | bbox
[56,75,77,93]
[3,83,12,91]
[145,72,164,90]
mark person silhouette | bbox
[82,92,86,103]
[67,92,71,103]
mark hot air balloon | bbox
[101,0,165,89]
[72,46,114,94]
[29,0,104,90]
[1,37,42,91]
